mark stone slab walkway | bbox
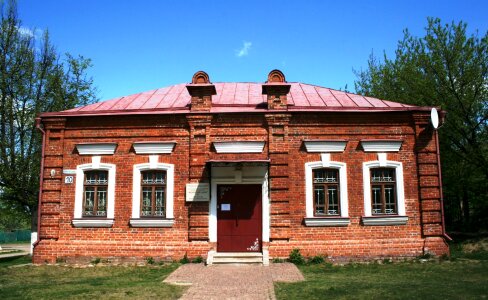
[164,263,304,300]
[0,243,30,259]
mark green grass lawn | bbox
[0,258,186,299]
[275,260,488,299]
[275,238,488,300]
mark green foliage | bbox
[309,255,326,264]
[0,0,98,224]
[179,253,190,264]
[91,257,101,265]
[354,18,488,230]
[272,257,286,263]
[145,257,155,265]
[191,256,203,263]
[288,248,305,265]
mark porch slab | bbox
[164,262,304,299]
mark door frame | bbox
[209,165,269,248]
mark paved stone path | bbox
[0,243,30,259]
[164,263,304,300]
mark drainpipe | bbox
[434,129,452,241]
[33,117,46,248]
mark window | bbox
[73,157,116,228]
[370,168,397,215]
[304,160,349,226]
[83,171,108,217]
[140,171,166,217]
[362,160,408,225]
[130,160,174,227]
[313,169,340,216]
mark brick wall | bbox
[33,111,448,263]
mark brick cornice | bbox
[412,112,430,125]
[186,115,213,127]
[42,117,66,129]
[264,114,292,126]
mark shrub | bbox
[289,248,305,265]
[272,257,285,263]
[309,255,325,264]
[91,257,101,265]
[145,257,155,265]
[192,256,203,263]
[179,253,190,264]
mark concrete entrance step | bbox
[211,252,263,264]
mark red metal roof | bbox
[44,82,422,117]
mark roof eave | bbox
[39,106,434,119]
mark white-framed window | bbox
[304,158,349,226]
[362,160,408,225]
[130,161,174,227]
[73,157,116,228]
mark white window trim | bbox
[130,161,174,227]
[73,157,116,228]
[304,159,349,226]
[362,160,408,225]
[360,140,402,152]
[132,142,176,154]
[76,143,117,155]
[213,141,265,153]
[303,140,347,152]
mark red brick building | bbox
[33,70,449,264]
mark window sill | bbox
[72,218,114,228]
[304,217,350,227]
[130,218,174,228]
[362,216,408,226]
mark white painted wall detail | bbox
[131,162,174,220]
[361,140,402,152]
[213,141,265,153]
[74,160,116,223]
[209,165,269,245]
[133,142,176,154]
[304,140,347,152]
[305,160,348,219]
[363,160,406,217]
[76,143,117,155]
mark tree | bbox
[0,0,97,230]
[355,18,488,230]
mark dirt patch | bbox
[462,238,488,253]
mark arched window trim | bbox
[130,162,174,227]
[73,159,116,228]
[304,160,349,226]
[362,160,408,226]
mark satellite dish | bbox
[431,108,439,129]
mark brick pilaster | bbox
[186,115,213,241]
[265,114,292,241]
[413,113,444,238]
[38,118,66,242]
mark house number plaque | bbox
[186,183,210,202]
[64,176,74,184]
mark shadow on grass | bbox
[0,261,186,300]
[275,238,488,300]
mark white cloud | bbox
[17,26,43,39]
[236,41,252,57]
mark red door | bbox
[217,185,262,252]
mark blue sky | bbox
[18,0,488,101]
